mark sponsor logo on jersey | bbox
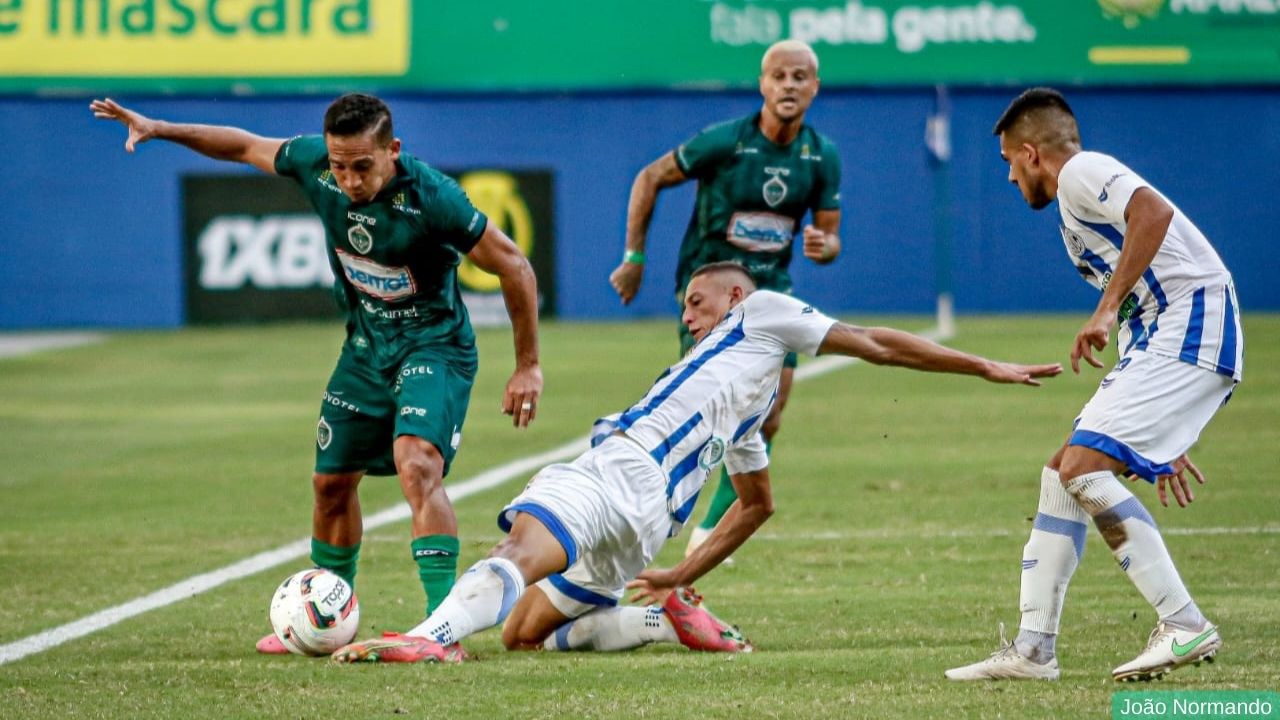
[451,425,462,450]
[360,299,419,320]
[316,416,333,450]
[198,215,335,290]
[698,437,727,470]
[727,211,795,252]
[392,192,422,216]
[1098,172,1127,203]
[336,248,416,301]
[347,224,374,254]
[734,142,760,156]
[400,406,428,417]
[799,143,823,161]
[762,167,790,207]
[323,391,360,413]
[317,170,344,195]
[347,211,377,226]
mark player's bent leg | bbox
[1060,445,1218,680]
[502,585,573,651]
[258,471,365,655]
[333,512,568,663]
[395,436,460,616]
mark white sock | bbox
[1015,467,1089,663]
[407,557,524,645]
[542,606,677,652]
[1064,471,1198,623]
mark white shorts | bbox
[1070,350,1235,481]
[497,435,672,618]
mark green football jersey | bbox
[275,135,487,371]
[673,113,841,297]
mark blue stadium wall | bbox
[2,87,1276,329]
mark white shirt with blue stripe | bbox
[1057,151,1243,381]
[592,291,837,537]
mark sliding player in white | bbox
[328,261,1059,663]
[947,88,1242,683]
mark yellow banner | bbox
[0,0,409,76]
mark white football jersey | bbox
[592,291,837,535]
[1056,151,1242,380]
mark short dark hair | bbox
[992,87,1080,151]
[323,93,393,145]
[690,261,757,289]
[992,87,1075,136]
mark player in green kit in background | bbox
[609,40,842,560]
[91,94,543,656]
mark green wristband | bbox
[623,249,646,265]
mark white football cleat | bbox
[945,625,1060,681]
[1112,621,1220,682]
[684,526,734,566]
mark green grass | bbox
[2,315,1277,719]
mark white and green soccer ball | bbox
[268,569,360,656]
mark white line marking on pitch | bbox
[0,438,586,665]
[0,332,104,359]
[753,526,1280,541]
[0,324,944,665]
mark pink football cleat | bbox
[662,587,753,653]
[256,632,289,655]
[331,632,467,664]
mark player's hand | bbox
[626,568,679,605]
[1156,453,1205,508]
[501,363,543,428]
[802,225,837,263]
[609,261,644,305]
[981,361,1063,386]
[1071,311,1112,374]
[90,98,159,153]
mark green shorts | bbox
[677,321,797,368]
[314,345,477,477]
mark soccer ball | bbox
[268,568,360,656]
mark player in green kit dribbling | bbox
[609,40,843,561]
[91,94,543,656]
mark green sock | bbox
[411,535,460,616]
[311,538,360,589]
[699,440,773,530]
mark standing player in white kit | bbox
[947,88,1243,683]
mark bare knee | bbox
[501,620,549,651]
[1058,446,1126,486]
[500,586,562,651]
[395,438,445,490]
[312,472,360,515]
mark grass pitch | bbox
[1,315,1277,719]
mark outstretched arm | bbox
[609,152,690,305]
[627,467,774,603]
[818,323,1062,385]
[90,98,285,174]
[467,222,543,428]
[1070,187,1173,373]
